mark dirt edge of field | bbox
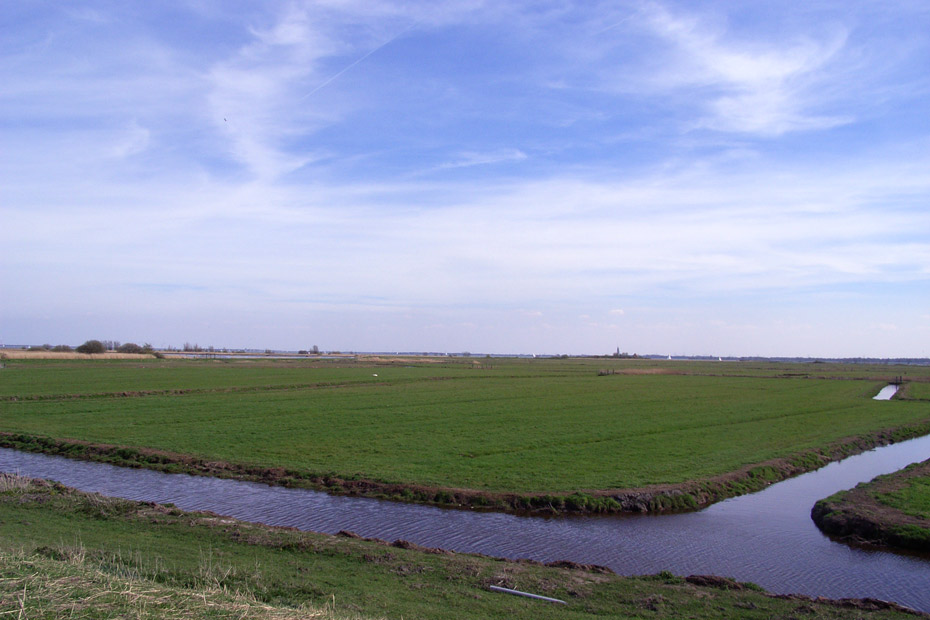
[3,419,930,516]
[811,458,930,553]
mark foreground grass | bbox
[0,549,348,619]
[813,459,930,552]
[0,474,921,619]
[1,358,929,512]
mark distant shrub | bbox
[51,345,72,352]
[117,342,145,354]
[76,340,106,354]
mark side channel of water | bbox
[874,384,901,400]
[2,436,929,612]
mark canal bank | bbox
[2,434,929,611]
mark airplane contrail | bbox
[301,22,416,100]
[594,14,635,35]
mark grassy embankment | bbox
[0,474,922,620]
[1,357,929,513]
[812,458,930,552]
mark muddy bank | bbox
[2,420,930,516]
[812,459,930,553]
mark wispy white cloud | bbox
[204,6,337,179]
[27,146,917,310]
[635,3,854,135]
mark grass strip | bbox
[2,416,930,515]
[812,459,930,553]
[0,474,924,619]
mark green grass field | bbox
[873,465,930,520]
[1,358,928,500]
[0,475,917,620]
[904,381,930,400]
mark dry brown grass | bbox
[0,350,155,360]
[0,473,35,492]
[355,354,447,364]
[0,547,366,620]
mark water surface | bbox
[874,384,901,400]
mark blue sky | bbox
[3,1,930,356]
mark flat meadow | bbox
[0,358,930,502]
[1,357,928,501]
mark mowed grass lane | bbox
[3,361,928,494]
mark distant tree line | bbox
[28,344,76,352]
[70,340,155,354]
[181,343,216,352]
